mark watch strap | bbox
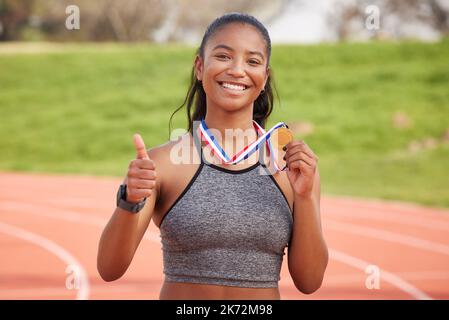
[116,184,146,214]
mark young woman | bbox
[97,13,328,300]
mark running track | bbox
[1,172,448,300]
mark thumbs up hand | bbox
[125,134,157,204]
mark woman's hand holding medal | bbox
[199,118,318,198]
[277,127,319,199]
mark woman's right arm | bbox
[97,134,160,282]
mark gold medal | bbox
[276,127,293,150]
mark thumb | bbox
[133,133,149,160]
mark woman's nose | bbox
[227,59,245,77]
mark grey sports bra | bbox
[158,132,293,288]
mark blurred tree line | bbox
[0,0,273,42]
[1,0,448,42]
[329,0,449,41]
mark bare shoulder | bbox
[145,132,196,165]
[144,132,198,195]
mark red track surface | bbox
[1,172,448,300]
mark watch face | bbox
[117,184,125,206]
[116,184,146,213]
[136,202,144,211]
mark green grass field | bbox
[0,41,448,208]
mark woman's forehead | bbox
[205,23,267,57]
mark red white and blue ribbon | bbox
[198,118,288,171]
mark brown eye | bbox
[216,54,230,60]
[248,59,260,65]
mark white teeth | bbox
[221,82,246,91]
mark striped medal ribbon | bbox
[198,119,290,171]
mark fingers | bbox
[128,158,156,170]
[126,188,153,202]
[289,159,312,172]
[284,141,319,161]
[127,177,156,190]
[126,134,156,203]
[133,133,149,160]
[126,165,157,203]
[128,167,157,180]
[283,140,319,171]
[285,150,314,167]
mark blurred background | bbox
[1,0,448,206]
[0,0,449,300]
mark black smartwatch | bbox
[116,184,146,214]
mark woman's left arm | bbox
[284,140,329,294]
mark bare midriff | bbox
[159,281,281,300]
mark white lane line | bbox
[1,201,429,299]
[324,199,449,229]
[326,219,449,256]
[324,196,449,217]
[394,270,449,281]
[326,208,449,232]
[8,196,449,232]
[324,270,449,284]
[0,201,160,243]
[330,249,432,300]
[0,221,90,300]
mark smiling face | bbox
[194,22,270,114]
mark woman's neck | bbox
[203,109,258,156]
[204,115,254,136]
